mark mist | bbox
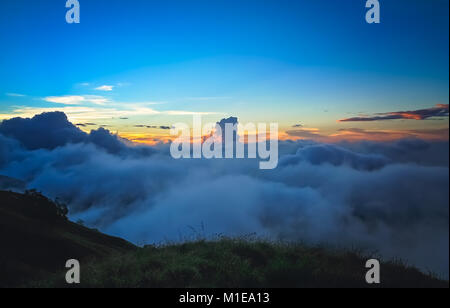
[0,112,448,278]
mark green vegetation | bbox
[32,238,448,288]
[1,190,448,288]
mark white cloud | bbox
[44,96,86,105]
[6,93,26,97]
[165,110,219,116]
[83,95,110,105]
[0,105,220,122]
[2,97,217,122]
[95,85,114,91]
[0,105,160,122]
[44,95,110,106]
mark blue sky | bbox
[0,0,448,141]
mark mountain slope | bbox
[0,190,135,287]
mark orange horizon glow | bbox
[114,127,449,147]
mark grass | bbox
[30,238,448,288]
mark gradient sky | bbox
[0,0,448,143]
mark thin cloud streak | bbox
[95,85,114,91]
[44,95,110,106]
[6,93,26,97]
[339,104,449,122]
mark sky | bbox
[0,0,448,143]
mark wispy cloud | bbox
[330,127,449,141]
[165,110,219,116]
[44,95,109,105]
[339,104,449,122]
[2,94,220,122]
[186,96,232,101]
[6,93,26,97]
[285,127,323,139]
[95,85,114,91]
[285,126,449,142]
[44,96,86,105]
[84,95,109,105]
[0,105,160,121]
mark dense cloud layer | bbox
[0,112,448,277]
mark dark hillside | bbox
[0,190,135,287]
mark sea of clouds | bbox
[0,112,448,277]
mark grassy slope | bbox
[1,190,448,288]
[0,190,135,287]
[35,239,448,288]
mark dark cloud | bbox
[0,112,448,277]
[286,129,324,139]
[134,125,171,129]
[76,123,97,127]
[0,112,155,157]
[292,124,303,128]
[339,104,449,122]
[0,112,86,150]
[217,117,238,128]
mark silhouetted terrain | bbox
[0,190,448,288]
[0,190,135,287]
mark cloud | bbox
[84,96,109,105]
[76,123,97,127]
[286,127,449,142]
[0,112,87,150]
[44,96,86,105]
[279,143,389,171]
[165,110,219,116]
[0,112,153,156]
[0,112,448,278]
[95,85,114,91]
[6,93,26,97]
[133,125,172,129]
[285,128,324,139]
[332,127,449,142]
[1,99,218,122]
[339,104,449,122]
[44,95,109,106]
[0,105,161,122]
[292,124,303,128]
